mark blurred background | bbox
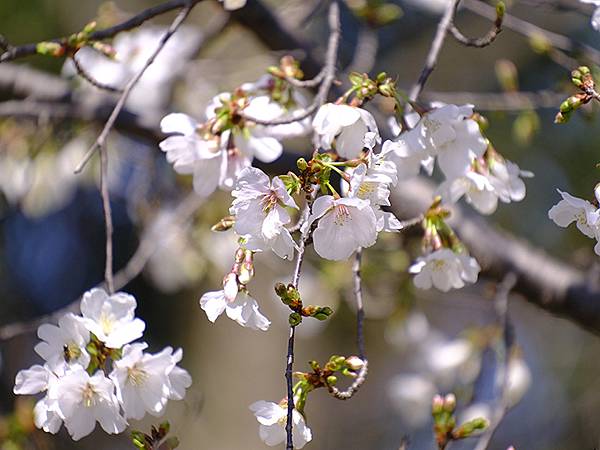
[0,0,600,449]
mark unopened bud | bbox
[223,273,239,302]
[238,261,254,285]
[275,282,287,297]
[36,42,65,57]
[453,417,489,438]
[345,356,364,371]
[432,395,444,415]
[297,158,308,171]
[211,215,236,232]
[326,375,338,386]
[443,393,457,412]
[289,312,302,326]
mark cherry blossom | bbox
[306,195,378,260]
[230,167,298,259]
[249,400,312,448]
[199,289,270,331]
[34,313,90,371]
[206,93,284,164]
[313,103,380,159]
[402,104,487,180]
[110,343,191,420]
[159,113,244,196]
[55,368,127,441]
[63,26,201,112]
[548,189,600,254]
[409,248,480,292]
[79,288,146,349]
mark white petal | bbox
[199,290,228,322]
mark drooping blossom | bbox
[80,288,145,349]
[409,248,480,292]
[230,167,298,259]
[312,103,380,159]
[199,289,270,331]
[548,189,599,241]
[249,400,312,448]
[393,104,487,180]
[306,195,378,260]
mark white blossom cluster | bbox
[250,400,312,448]
[549,187,600,255]
[160,76,310,198]
[13,288,191,441]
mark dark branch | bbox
[71,53,124,93]
[0,0,204,63]
[409,0,459,102]
[449,0,503,49]
[75,1,198,173]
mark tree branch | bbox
[74,1,199,174]
[0,0,204,63]
[409,0,460,102]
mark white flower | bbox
[580,0,600,30]
[110,343,191,420]
[488,159,533,204]
[220,0,247,10]
[406,104,487,179]
[242,93,311,140]
[160,113,249,196]
[199,289,270,331]
[230,167,298,259]
[14,365,63,434]
[55,368,127,441]
[249,401,312,448]
[206,93,284,164]
[312,103,380,159]
[437,171,499,215]
[80,288,145,349]
[63,26,200,112]
[383,134,433,180]
[306,195,378,260]
[34,313,90,371]
[409,248,480,292]
[548,189,599,241]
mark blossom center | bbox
[127,364,149,387]
[357,182,376,199]
[576,211,587,226]
[260,191,279,213]
[432,259,447,271]
[81,383,97,408]
[63,342,82,363]
[99,312,115,336]
[333,205,351,226]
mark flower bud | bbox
[345,356,365,371]
[443,393,457,413]
[223,273,239,303]
[432,394,444,415]
[297,158,308,171]
[326,375,338,386]
[211,215,236,232]
[453,417,489,438]
[238,261,254,285]
[289,312,302,326]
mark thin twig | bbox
[285,197,313,450]
[241,0,340,127]
[74,1,198,174]
[71,53,124,93]
[99,143,114,294]
[473,273,517,450]
[353,249,365,360]
[462,0,600,66]
[409,0,460,102]
[0,0,204,63]
[449,0,502,49]
[328,362,368,400]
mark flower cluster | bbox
[13,288,191,441]
[160,63,310,198]
[549,187,600,255]
[386,105,532,215]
